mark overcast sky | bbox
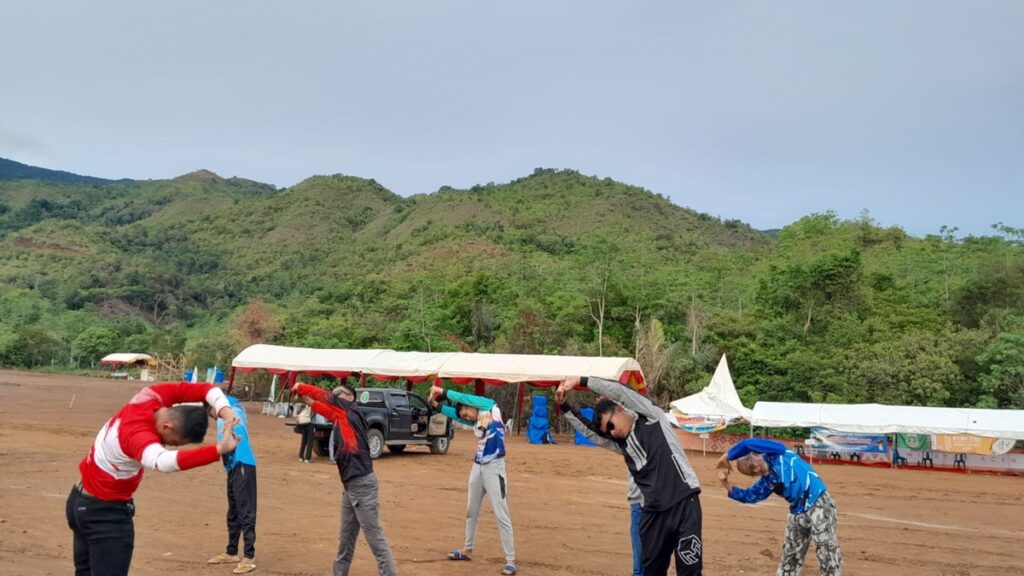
[2,1,1021,237]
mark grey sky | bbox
[2,1,1021,237]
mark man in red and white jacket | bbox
[66,382,240,576]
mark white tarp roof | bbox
[231,344,644,385]
[100,353,156,366]
[232,344,390,373]
[670,355,753,421]
[437,352,643,384]
[751,402,1024,440]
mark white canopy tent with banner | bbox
[752,401,1024,469]
[750,402,1024,439]
[670,355,752,430]
[668,355,753,455]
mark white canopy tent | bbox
[751,402,1024,440]
[230,345,647,431]
[670,355,752,422]
[99,353,157,367]
[230,344,646,389]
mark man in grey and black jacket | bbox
[558,398,645,576]
[556,376,702,576]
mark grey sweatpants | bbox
[778,492,842,576]
[334,473,397,576]
[465,458,515,563]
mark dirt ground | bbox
[1,371,1022,576]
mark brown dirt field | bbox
[1,370,1022,576]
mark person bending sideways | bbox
[717,438,842,576]
[67,382,239,576]
[428,385,517,576]
[291,382,397,576]
[555,376,703,576]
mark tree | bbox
[634,317,681,402]
[757,250,863,333]
[74,326,122,366]
[232,299,282,347]
[976,333,1024,408]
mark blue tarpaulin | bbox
[527,395,555,444]
[575,407,598,446]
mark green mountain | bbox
[1,159,1022,410]
[0,157,120,184]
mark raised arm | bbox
[293,383,332,404]
[441,389,497,412]
[727,474,775,505]
[141,382,232,420]
[578,377,664,422]
[726,438,787,461]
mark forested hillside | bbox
[1,160,1021,409]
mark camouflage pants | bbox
[777,493,842,576]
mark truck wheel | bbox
[367,429,385,459]
[387,444,406,454]
[430,434,451,455]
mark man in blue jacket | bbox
[207,396,258,574]
[429,385,516,576]
[717,438,842,576]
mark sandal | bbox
[448,549,472,561]
[207,554,240,564]
[502,564,517,575]
[233,560,256,574]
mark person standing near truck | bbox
[291,382,397,576]
[428,384,517,576]
[296,403,315,463]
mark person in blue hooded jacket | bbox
[207,396,258,574]
[717,438,841,576]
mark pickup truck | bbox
[303,387,454,459]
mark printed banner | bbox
[931,434,1017,455]
[897,433,930,451]
[809,427,889,453]
[670,411,730,434]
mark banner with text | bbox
[809,427,889,453]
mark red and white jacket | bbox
[78,382,231,502]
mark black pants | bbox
[640,494,702,576]
[226,464,258,559]
[65,484,135,576]
[298,424,315,460]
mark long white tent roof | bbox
[231,344,645,386]
[670,355,752,421]
[751,401,1024,440]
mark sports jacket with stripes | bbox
[585,377,701,512]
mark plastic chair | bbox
[953,453,967,469]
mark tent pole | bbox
[514,383,525,436]
[226,366,236,394]
[749,423,754,438]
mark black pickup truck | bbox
[304,387,454,459]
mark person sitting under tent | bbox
[555,376,703,576]
[526,395,556,445]
[557,395,644,576]
[428,385,517,576]
[716,438,842,576]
